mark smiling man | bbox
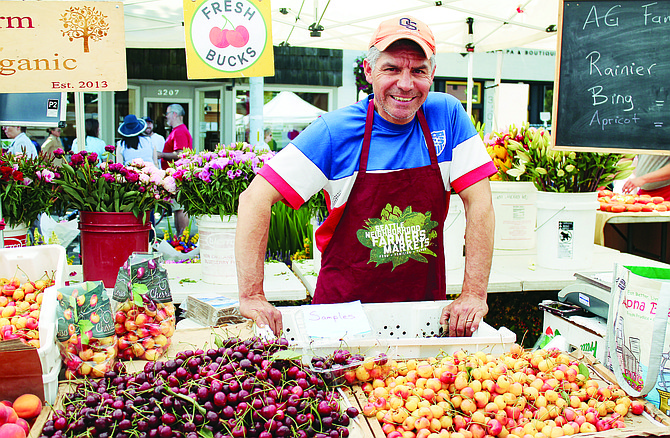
[235,16,497,337]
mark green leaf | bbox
[271,349,302,361]
[578,362,589,378]
[132,283,149,306]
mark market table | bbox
[595,210,670,261]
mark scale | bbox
[557,271,613,319]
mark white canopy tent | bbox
[120,0,559,53]
[262,91,326,125]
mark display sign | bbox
[0,1,127,93]
[553,0,670,154]
[183,0,274,79]
[0,92,66,127]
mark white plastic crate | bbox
[279,300,517,359]
[0,245,66,401]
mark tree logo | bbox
[356,204,438,270]
[60,5,109,53]
[189,0,267,73]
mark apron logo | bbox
[356,203,438,270]
[431,130,446,156]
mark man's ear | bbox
[363,59,373,84]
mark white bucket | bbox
[491,181,537,250]
[3,224,29,248]
[535,191,598,270]
[444,196,465,271]
[310,217,322,269]
[196,215,237,284]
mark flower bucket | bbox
[197,215,237,284]
[491,181,537,250]
[535,192,598,270]
[3,223,29,248]
[444,195,465,271]
[79,211,150,288]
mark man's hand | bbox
[440,294,488,337]
[239,295,283,336]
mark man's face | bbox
[145,121,154,135]
[364,43,434,125]
[2,126,20,139]
[166,109,178,128]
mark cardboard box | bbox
[542,310,606,363]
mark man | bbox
[236,16,496,337]
[2,126,37,157]
[157,104,193,235]
[143,117,165,168]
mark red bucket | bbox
[79,211,150,288]
[3,224,28,248]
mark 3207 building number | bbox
[157,89,179,96]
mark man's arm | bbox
[236,176,286,335]
[440,178,494,336]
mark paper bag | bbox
[0,344,45,402]
[607,264,670,409]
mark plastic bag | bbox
[154,239,200,262]
[113,253,175,361]
[55,281,118,379]
[39,213,79,248]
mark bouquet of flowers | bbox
[502,127,635,192]
[162,220,198,254]
[171,142,274,219]
[52,148,176,220]
[0,152,58,228]
[485,123,535,181]
[353,56,372,96]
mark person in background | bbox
[158,104,193,236]
[622,155,670,201]
[116,115,156,165]
[2,126,37,157]
[71,119,108,160]
[41,126,64,166]
[143,117,165,168]
[254,128,273,154]
[235,15,495,337]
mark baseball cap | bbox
[369,16,436,58]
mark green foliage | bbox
[173,143,273,219]
[52,151,174,220]
[266,201,312,264]
[0,153,58,228]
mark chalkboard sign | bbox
[0,93,66,128]
[553,0,670,154]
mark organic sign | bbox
[553,0,670,153]
[183,0,274,79]
[0,1,127,93]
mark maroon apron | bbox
[313,99,448,304]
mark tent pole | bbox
[249,77,264,148]
[466,53,473,117]
[75,92,85,152]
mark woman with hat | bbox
[116,114,157,165]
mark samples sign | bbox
[0,1,127,93]
[183,0,274,79]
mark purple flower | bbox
[101,173,115,182]
[105,145,115,153]
[126,171,140,183]
[197,169,212,183]
[87,153,98,164]
[53,148,65,158]
[227,169,236,179]
[109,163,123,172]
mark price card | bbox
[302,301,371,339]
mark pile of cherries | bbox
[38,336,359,438]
